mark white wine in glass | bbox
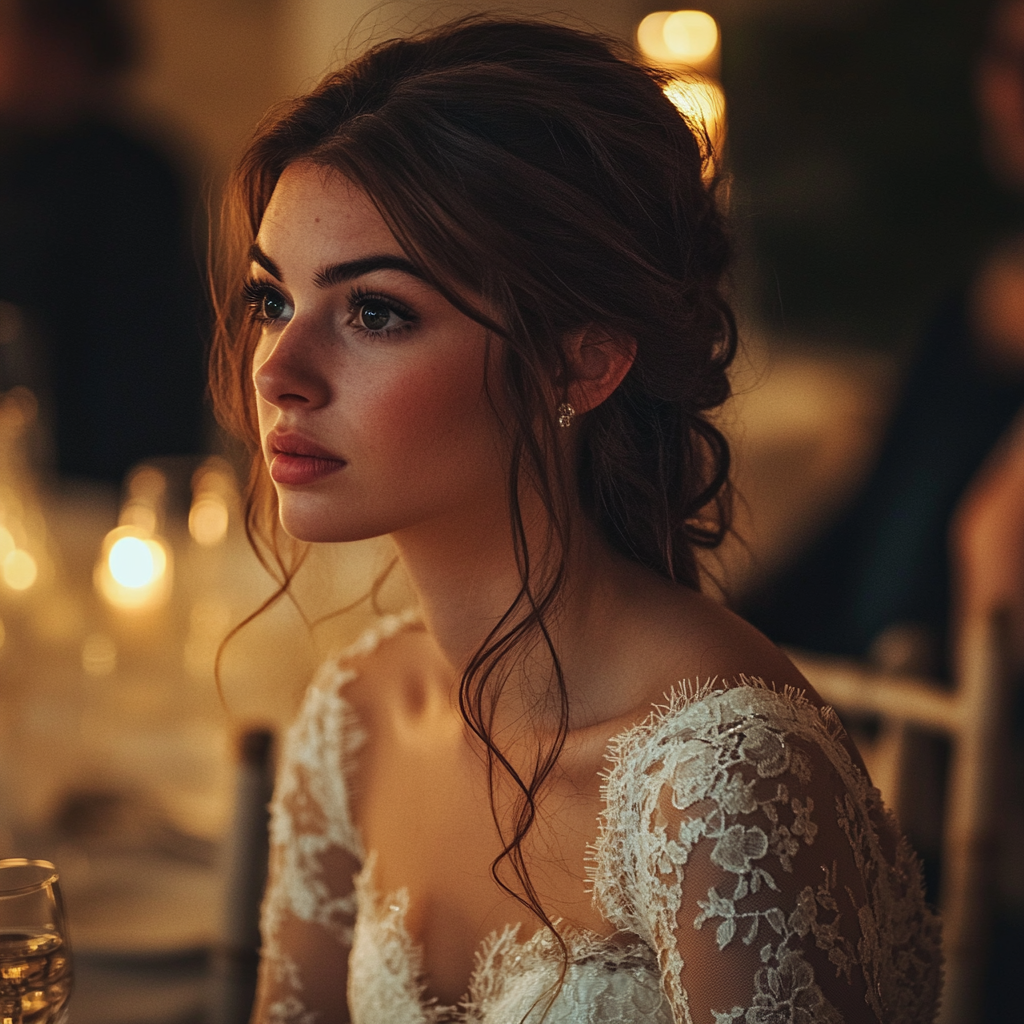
[0,860,72,1024]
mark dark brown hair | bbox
[210,14,735,973]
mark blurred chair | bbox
[790,608,1015,1024]
[214,728,274,1024]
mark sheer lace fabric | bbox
[254,616,942,1023]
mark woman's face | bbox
[251,161,505,544]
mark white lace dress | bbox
[255,614,943,1023]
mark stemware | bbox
[0,860,72,1024]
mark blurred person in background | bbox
[744,0,1024,688]
[741,0,1024,1012]
[0,0,205,484]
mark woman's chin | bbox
[276,503,387,546]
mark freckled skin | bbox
[252,162,508,545]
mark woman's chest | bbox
[346,859,670,1024]
[348,727,618,1006]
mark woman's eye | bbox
[242,279,292,325]
[353,298,413,335]
[261,291,287,321]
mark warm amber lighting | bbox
[109,536,161,588]
[664,11,718,61]
[183,599,232,680]
[0,616,5,652]
[0,525,13,560]
[189,495,229,547]
[663,77,726,148]
[3,548,37,591]
[127,465,167,504]
[118,501,158,535]
[82,632,117,677]
[638,10,719,67]
[94,525,171,609]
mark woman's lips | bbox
[269,452,346,485]
[267,435,346,485]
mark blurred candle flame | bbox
[663,11,718,62]
[189,496,229,547]
[638,10,720,69]
[109,535,162,588]
[2,548,37,590]
[188,458,235,547]
[95,525,171,610]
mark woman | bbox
[210,18,942,1024]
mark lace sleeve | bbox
[593,682,943,1024]
[251,659,366,1024]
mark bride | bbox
[209,17,942,1024]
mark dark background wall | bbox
[715,0,1011,349]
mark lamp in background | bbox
[637,11,726,157]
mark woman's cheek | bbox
[359,355,491,456]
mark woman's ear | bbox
[564,326,637,414]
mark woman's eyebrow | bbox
[248,243,425,288]
[249,243,283,280]
[313,254,425,288]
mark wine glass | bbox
[0,860,72,1024]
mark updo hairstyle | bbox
[210,15,736,944]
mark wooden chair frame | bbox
[791,610,1014,1024]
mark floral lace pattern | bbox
[350,852,673,1024]
[592,680,942,1023]
[254,619,943,1024]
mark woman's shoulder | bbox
[604,583,866,791]
[611,580,817,721]
[302,607,427,698]
[297,607,461,755]
[287,608,426,747]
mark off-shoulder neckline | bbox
[317,611,859,1016]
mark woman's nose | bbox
[252,324,330,409]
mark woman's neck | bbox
[389,493,660,731]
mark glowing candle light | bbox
[95,525,171,609]
[109,536,158,588]
[663,11,718,62]
[119,501,158,535]
[2,548,37,591]
[637,10,720,68]
[189,495,229,547]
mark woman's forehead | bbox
[257,162,399,271]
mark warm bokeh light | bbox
[0,616,5,652]
[189,495,229,547]
[3,548,37,590]
[663,11,718,61]
[109,536,160,588]
[94,526,171,609]
[663,77,726,149]
[127,465,167,504]
[118,501,158,535]
[637,10,719,67]
[81,632,117,677]
[0,525,14,560]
